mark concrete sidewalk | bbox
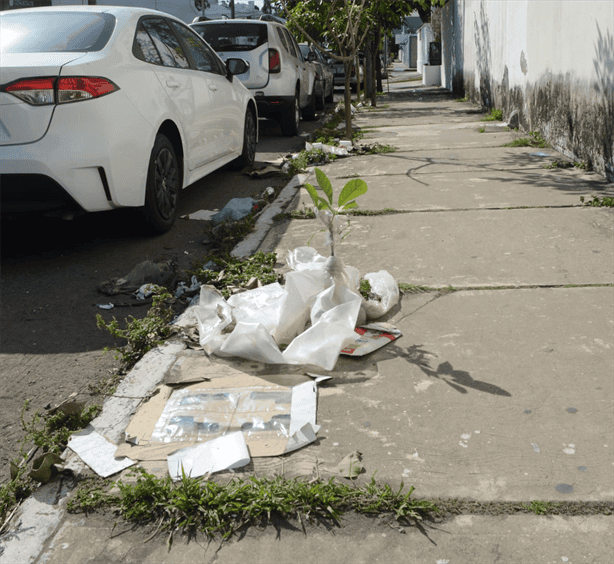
[4,64,613,564]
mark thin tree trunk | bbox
[344,61,352,140]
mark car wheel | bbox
[302,90,317,121]
[142,134,180,233]
[280,90,300,136]
[232,109,257,169]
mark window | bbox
[170,21,225,75]
[0,12,115,53]
[193,22,268,53]
[141,18,189,69]
[282,28,298,59]
[134,24,162,65]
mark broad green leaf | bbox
[317,196,333,212]
[315,168,333,205]
[338,179,367,207]
[304,183,320,207]
[341,200,357,210]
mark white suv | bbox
[191,19,317,136]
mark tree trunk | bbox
[344,61,352,140]
[355,55,361,102]
[365,40,373,100]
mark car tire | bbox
[142,134,180,233]
[302,90,317,121]
[231,109,257,169]
[280,90,300,137]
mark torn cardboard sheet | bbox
[341,323,402,356]
[115,369,320,471]
[68,427,135,477]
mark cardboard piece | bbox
[115,358,319,466]
[340,323,402,356]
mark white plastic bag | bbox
[363,270,400,320]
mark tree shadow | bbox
[373,342,512,397]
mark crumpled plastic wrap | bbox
[192,247,397,371]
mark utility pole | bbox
[230,0,235,19]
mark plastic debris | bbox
[175,275,201,298]
[135,283,160,300]
[99,260,176,296]
[97,303,114,310]
[337,450,363,478]
[212,198,256,224]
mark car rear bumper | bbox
[254,95,294,119]
[0,92,154,213]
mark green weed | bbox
[503,130,549,148]
[96,289,174,370]
[478,126,486,133]
[580,195,614,207]
[68,468,436,544]
[190,252,278,299]
[287,148,328,176]
[481,108,503,121]
[359,278,372,299]
[543,159,573,169]
[454,96,468,102]
[521,500,562,515]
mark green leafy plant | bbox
[96,289,174,370]
[454,96,468,102]
[543,159,573,169]
[478,126,486,133]
[304,167,368,256]
[580,195,614,207]
[367,143,397,154]
[287,148,328,176]
[480,108,503,121]
[68,468,436,544]
[503,130,549,148]
[521,500,561,515]
[191,252,278,298]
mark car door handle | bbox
[166,79,180,88]
[208,83,218,91]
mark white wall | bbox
[442,0,614,180]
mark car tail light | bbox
[268,48,280,74]
[3,77,119,105]
[4,78,55,105]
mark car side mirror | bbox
[306,52,317,62]
[226,58,249,75]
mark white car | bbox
[0,6,258,232]
[191,19,317,136]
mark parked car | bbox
[0,6,257,232]
[190,18,317,136]
[298,44,334,108]
[328,53,363,90]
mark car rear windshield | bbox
[192,22,267,52]
[0,12,116,53]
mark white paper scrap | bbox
[68,428,135,477]
[289,381,317,436]
[167,431,250,480]
[284,423,319,454]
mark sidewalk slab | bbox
[262,208,614,287]
[316,147,563,177]
[314,287,614,501]
[292,169,612,211]
[36,512,614,564]
[359,122,518,150]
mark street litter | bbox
[99,260,176,296]
[175,276,201,298]
[246,165,283,179]
[341,323,402,356]
[135,283,160,300]
[68,427,135,477]
[180,246,400,371]
[305,141,349,156]
[336,450,363,479]
[181,209,218,221]
[212,197,257,224]
[97,303,114,310]
[530,152,550,157]
[114,365,320,478]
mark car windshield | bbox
[0,12,116,53]
[299,45,310,58]
[192,22,267,52]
